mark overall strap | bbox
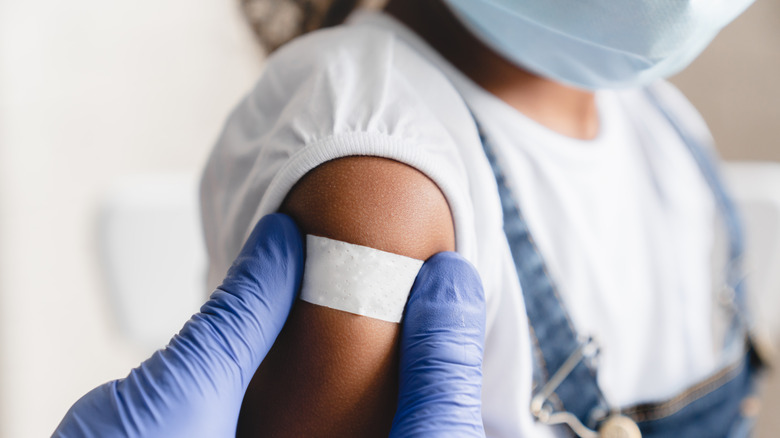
[643,87,750,333]
[476,85,754,434]
[478,128,609,433]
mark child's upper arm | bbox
[236,155,455,437]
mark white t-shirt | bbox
[201,10,726,437]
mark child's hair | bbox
[241,0,386,53]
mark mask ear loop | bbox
[529,338,605,438]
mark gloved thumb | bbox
[390,252,486,438]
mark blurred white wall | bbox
[0,0,778,437]
[0,0,263,436]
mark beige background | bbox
[0,0,777,436]
[672,0,780,162]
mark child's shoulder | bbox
[201,19,478,290]
[255,18,468,129]
[257,19,424,101]
[647,81,713,145]
[267,19,401,74]
[240,17,473,170]
[617,81,715,149]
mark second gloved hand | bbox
[391,252,487,438]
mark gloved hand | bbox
[390,252,486,438]
[54,214,487,437]
[53,214,304,438]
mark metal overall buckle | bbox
[529,338,642,438]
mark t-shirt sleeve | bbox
[200,24,474,290]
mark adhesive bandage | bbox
[299,235,424,323]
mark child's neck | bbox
[385,0,600,141]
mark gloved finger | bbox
[390,252,486,438]
[131,213,303,411]
[176,213,305,384]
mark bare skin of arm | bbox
[236,156,455,437]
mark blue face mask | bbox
[442,0,754,90]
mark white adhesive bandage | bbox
[299,235,424,323]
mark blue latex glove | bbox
[54,214,487,437]
[53,214,304,437]
[390,252,486,438]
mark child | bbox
[201,0,761,436]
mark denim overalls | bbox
[476,87,764,438]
